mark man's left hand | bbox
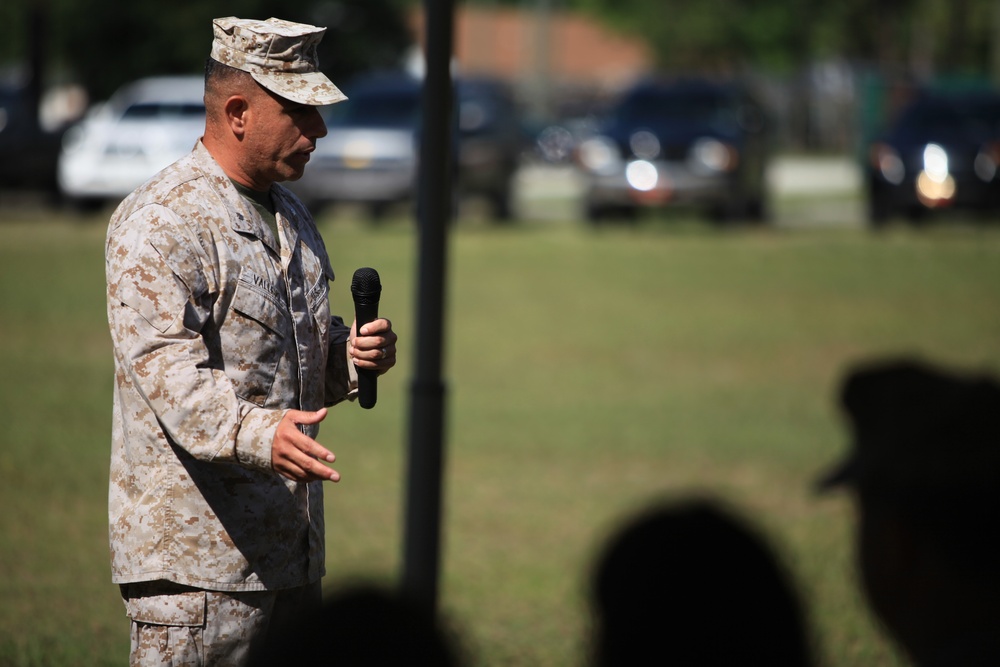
[349,318,397,375]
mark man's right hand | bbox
[271,408,340,483]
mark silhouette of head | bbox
[818,357,1000,665]
[249,585,463,666]
[590,499,812,666]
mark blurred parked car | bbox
[575,78,772,223]
[0,83,67,193]
[866,89,1000,225]
[530,114,601,164]
[289,72,523,221]
[291,73,420,218]
[58,75,205,208]
[454,76,524,220]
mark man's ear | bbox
[223,95,250,138]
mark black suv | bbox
[575,78,772,223]
[866,89,1000,225]
[0,83,66,193]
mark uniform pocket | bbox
[306,273,331,345]
[221,268,291,406]
[122,582,207,628]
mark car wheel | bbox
[64,196,107,215]
[905,205,929,227]
[710,184,748,224]
[367,201,392,222]
[489,185,514,223]
[709,201,742,224]
[585,201,608,224]
[585,203,637,224]
[867,182,891,228]
[745,191,769,224]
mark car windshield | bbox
[122,102,205,119]
[324,89,420,129]
[616,90,735,127]
[896,96,1000,136]
[959,99,1000,135]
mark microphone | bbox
[351,267,382,409]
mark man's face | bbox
[243,86,328,185]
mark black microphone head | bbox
[351,267,382,299]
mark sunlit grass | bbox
[2,206,999,665]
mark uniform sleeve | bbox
[106,204,284,472]
[325,315,358,406]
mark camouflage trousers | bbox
[120,580,321,666]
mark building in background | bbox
[409,4,653,120]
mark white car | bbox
[58,75,205,207]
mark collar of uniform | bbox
[230,178,281,254]
[194,141,302,258]
[270,186,300,256]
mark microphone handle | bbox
[355,301,379,409]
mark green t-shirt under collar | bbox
[231,179,279,248]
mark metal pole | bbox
[402,0,455,619]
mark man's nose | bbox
[310,109,328,139]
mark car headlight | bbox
[629,130,660,160]
[870,142,904,185]
[916,143,955,206]
[576,136,621,174]
[689,137,738,173]
[974,142,1000,182]
[922,143,949,181]
[625,160,658,191]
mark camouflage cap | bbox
[210,16,347,106]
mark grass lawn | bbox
[1,204,998,666]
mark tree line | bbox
[1,0,997,112]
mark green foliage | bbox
[1,0,414,101]
[563,0,996,76]
[4,0,997,97]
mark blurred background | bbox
[2,0,1000,224]
[2,2,1000,666]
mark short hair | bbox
[203,57,257,112]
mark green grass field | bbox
[2,204,999,666]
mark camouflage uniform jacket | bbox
[105,140,354,592]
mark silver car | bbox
[290,72,524,221]
[58,75,205,208]
[290,73,421,218]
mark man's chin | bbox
[274,167,307,183]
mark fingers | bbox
[277,448,340,484]
[350,318,397,373]
[273,409,340,483]
[358,317,393,338]
[288,407,328,426]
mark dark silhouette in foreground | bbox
[589,499,814,666]
[249,584,464,666]
[817,357,1000,666]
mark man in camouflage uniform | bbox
[105,17,398,666]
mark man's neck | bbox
[201,134,273,192]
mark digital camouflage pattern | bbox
[106,140,355,592]
[122,580,321,665]
[210,17,347,107]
